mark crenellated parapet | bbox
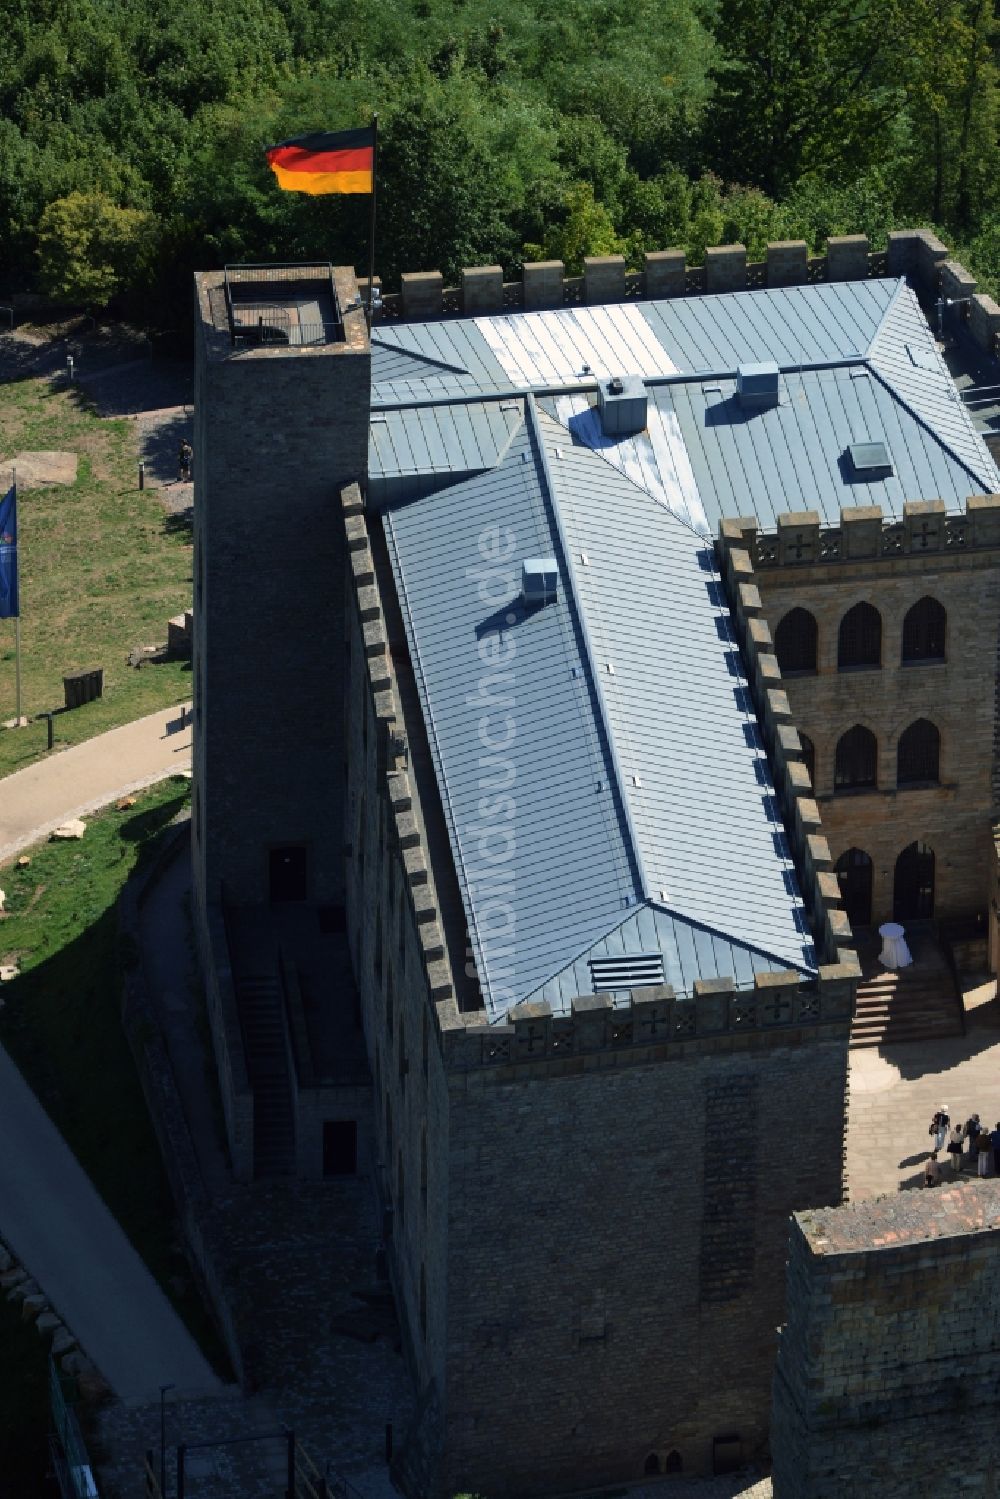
[745,494,1000,571]
[442,963,855,1076]
[717,518,859,970]
[362,227,1000,357]
[342,482,461,1028]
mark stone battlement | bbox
[738,494,1000,570]
[369,227,1000,358]
[443,970,854,1074]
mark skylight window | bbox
[847,441,894,477]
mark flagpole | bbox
[11,468,20,728]
[366,113,379,330]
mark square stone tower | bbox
[191,265,370,919]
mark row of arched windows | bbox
[799,719,940,793]
[836,842,935,927]
[775,596,946,675]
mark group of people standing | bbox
[925,1107,1000,1185]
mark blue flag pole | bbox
[0,469,20,725]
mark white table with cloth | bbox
[878,921,913,970]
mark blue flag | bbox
[0,485,18,619]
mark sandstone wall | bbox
[772,1185,1000,1498]
[741,504,1000,926]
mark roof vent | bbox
[736,362,781,407]
[589,953,665,991]
[598,374,647,435]
[521,558,558,605]
[847,440,893,477]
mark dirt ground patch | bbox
[1,450,78,486]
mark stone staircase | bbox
[850,948,964,1048]
[234,970,296,1177]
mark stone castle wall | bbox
[772,1185,1000,1498]
[191,268,369,915]
[343,484,855,1493]
[727,500,1000,927]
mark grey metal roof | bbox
[384,402,814,1022]
[369,399,524,505]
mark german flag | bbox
[265,126,375,195]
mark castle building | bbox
[192,231,1000,1489]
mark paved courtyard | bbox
[845,974,1000,1200]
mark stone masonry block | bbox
[719,516,758,545]
[816,871,842,908]
[401,271,444,320]
[827,909,852,946]
[787,760,812,796]
[970,294,1000,354]
[728,547,754,580]
[630,984,674,1043]
[776,723,802,761]
[644,249,685,299]
[967,494,1000,546]
[766,240,808,287]
[826,235,869,281]
[571,992,613,1049]
[705,243,747,293]
[887,229,923,277]
[807,834,832,872]
[915,230,950,291]
[941,259,976,307]
[748,616,772,651]
[461,265,503,315]
[903,499,945,551]
[341,483,364,516]
[584,255,626,304]
[777,511,821,565]
[739,582,762,616]
[767,688,792,723]
[841,505,883,560]
[693,975,735,1033]
[795,797,822,834]
[523,260,564,311]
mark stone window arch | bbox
[838,601,881,669]
[897,718,940,786]
[894,841,935,921]
[774,607,818,674]
[835,847,873,927]
[643,1455,660,1477]
[665,1451,683,1474]
[902,595,946,663]
[834,725,877,791]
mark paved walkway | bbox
[0,1045,223,1403]
[0,703,192,864]
[846,981,1000,1200]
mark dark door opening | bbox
[835,848,873,928]
[269,845,307,903]
[323,1120,358,1177]
[893,841,935,922]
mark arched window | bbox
[838,602,881,669]
[835,848,873,928]
[643,1455,661,1477]
[894,842,935,921]
[897,719,940,786]
[834,725,877,791]
[902,596,946,663]
[775,608,818,674]
[665,1451,683,1474]
[799,733,816,790]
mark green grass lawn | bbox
[0,780,229,1413]
[0,375,192,776]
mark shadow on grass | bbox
[163,507,193,541]
[0,789,231,1428]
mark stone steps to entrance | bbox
[850,958,963,1048]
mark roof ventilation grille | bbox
[736,361,781,408]
[589,953,665,991]
[598,374,647,436]
[847,440,894,477]
[521,558,558,606]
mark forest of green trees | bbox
[2,0,999,326]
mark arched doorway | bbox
[835,848,873,928]
[893,842,935,922]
